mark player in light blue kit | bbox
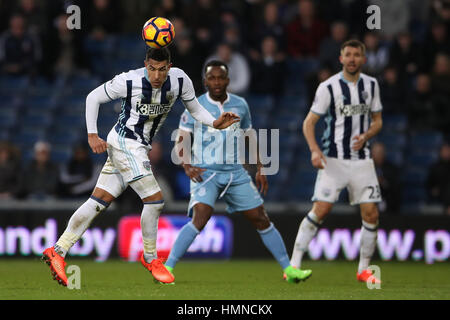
[164,60,312,283]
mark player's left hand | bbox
[213,112,240,129]
[255,168,268,196]
[352,134,367,151]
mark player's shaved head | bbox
[204,60,228,76]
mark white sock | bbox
[290,211,321,268]
[55,196,109,257]
[358,220,378,273]
[141,201,164,263]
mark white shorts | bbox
[311,156,381,205]
[95,129,161,198]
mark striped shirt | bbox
[310,72,383,160]
[103,67,195,146]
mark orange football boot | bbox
[357,269,381,284]
[42,247,68,286]
[140,254,174,284]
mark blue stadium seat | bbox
[68,75,102,94]
[0,108,17,129]
[376,132,407,150]
[402,168,428,186]
[382,114,408,132]
[402,186,427,204]
[277,95,308,114]
[51,145,73,163]
[409,131,443,152]
[0,76,29,94]
[22,113,53,128]
[408,153,438,168]
[245,94,275,113]
[25,96,58,111]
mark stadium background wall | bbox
[0,209,448,264]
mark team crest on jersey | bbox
[322,188,331,197]
[143,161,151,171]
[166,92,174,102]
[362,91,369,100]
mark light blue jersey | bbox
[178,92,263,215]
[178,92,252,172]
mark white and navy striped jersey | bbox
[103,67,195,146]
[310,72,383,160]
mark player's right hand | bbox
[311,149,326,169]
[88,133,108,154]
[182,164,206,183]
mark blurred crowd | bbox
[0,0,449,214]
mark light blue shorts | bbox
[187,168,264,217]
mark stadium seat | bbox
[409,131,443,152]
[382,114,408,132]
[0,108,17,129]
[245,94,275,113]
[0,76,29,94]
[402,186,427,204]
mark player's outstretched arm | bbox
[303,111,326,169]
[184,98,240,129]
[352,111,383,151]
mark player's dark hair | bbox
[145,47,171,63]
[204,60,229,75]
[341,39,366,55]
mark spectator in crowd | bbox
[389,31,423,79]
[0,141,21,199]
[249,35,286,96]
[318,21,349,73]
[427,142,450,215]
[250,1,286,54]
[14,0,49,37]
[42,14,89,79]
[59,143,101,199]
[430,53,450,133]
[152,0,182,20]
[171,30,204,93]
[20,141,59,200]
[362,31,389,77]
[87,0,122,41]
[379,65,406,114]
[371,142,402,215]
[423,20,450,72]
[285,0,328,58]
[0,14,42,76]
[183,0,220,53]
[205,42,250,94]
[407,74,438,130]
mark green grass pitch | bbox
[0,258,448,300]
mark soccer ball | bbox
[142,17,175,48]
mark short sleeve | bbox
[310,83,331,116]
[181,72,196,102]
[178,109,195,132]
[240,99,252,130]
[103,72,128,100]
[370,79,383,113]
